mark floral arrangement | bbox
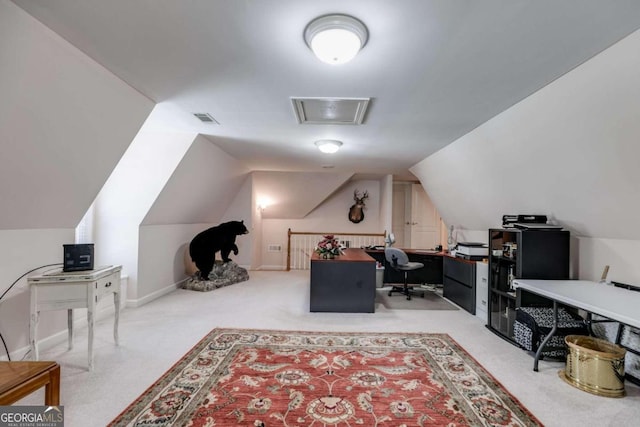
[315,235,342,258]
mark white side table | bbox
[28,265,122,371]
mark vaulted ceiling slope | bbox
[11,0,640,178]
[411,29,640,240]
[252,171,353,219]
[142,135,250,225]
[0,1,154,230]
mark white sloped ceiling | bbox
[0,1,153,230]
[252,171,353,220]
[142,135,251,225]
[411,29,640,241]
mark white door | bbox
[409,184,441,249]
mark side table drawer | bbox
[95,273,120,298]
[33,283,87,308]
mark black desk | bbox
[310,248,376,313]
[365,249,444,285]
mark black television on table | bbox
[63,243,94,272]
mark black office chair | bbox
[384,247,425,300]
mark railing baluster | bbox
[286,230,386,270]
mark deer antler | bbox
[362,190,369,199]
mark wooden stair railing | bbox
[287,229,386,270]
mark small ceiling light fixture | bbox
[315,140,343,154]
[304,14,368,65]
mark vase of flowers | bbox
[315,235,342,259]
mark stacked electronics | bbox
[502,214,563,230]
[456,242,488,261]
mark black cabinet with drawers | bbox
[488,228,570,343]
[443,256,476,314]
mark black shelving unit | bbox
[487,228,570,343]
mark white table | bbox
[28,265,122,371]
[513,279,640,371]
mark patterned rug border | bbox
[109,327,543,426]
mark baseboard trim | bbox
[126,280,184,308]
[257,265,287,271]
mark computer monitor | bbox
[63,243,94,272]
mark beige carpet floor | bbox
[376,286,459,310]
[17,270,640,426]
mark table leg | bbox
[586,312,594,336]
[534,300,558,371]
[30,311,39,361]
[67,309,73,350]
[113,291,120,345]
[45,364,61,406]
[87,309,94,371]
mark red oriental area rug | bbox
[109,329,541,426]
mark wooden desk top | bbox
[443,253,480,265]
[0,361,58,394]
[0,361,60,406]
[311,248,375,262]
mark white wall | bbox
[92,126,196,302]
[261,179,386,269]
[252,192,264,270]
[577,238,640,285]
[137,224,206,306]
[411,29,640,284]
[380,175,394,234]
[136,177,254,305]
[133,136,251,303]
[0,1,153,230]
[0,229,73,359]
[0,1,153,358]
[221,176,254,268]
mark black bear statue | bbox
[189,220,249,280]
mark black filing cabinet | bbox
[443,256,476,314]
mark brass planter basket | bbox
[559,335,627,398]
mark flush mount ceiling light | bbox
[304,14,368,65]
[315,140,343,154]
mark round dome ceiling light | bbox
[315,140,343,154]
[304,14,368,65]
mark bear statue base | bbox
[181,261,249,292]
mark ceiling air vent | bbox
[193,113,219,124]
[291,97,370,125]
